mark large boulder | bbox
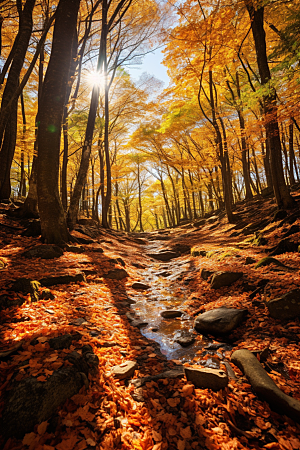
[22,244,64,259]
[184,367,228,390]
[267,290,300,319]
[0,347,99,440]
[194,307,247,335]
[210,271,243,289]
[231,349,300,423]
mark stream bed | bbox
[128,238,231,369]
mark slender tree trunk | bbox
[37,0,80,244]
[0,0,36,200]
[68,1,108,229]
[289,121,296,185]
[19,91,27,197]
[245,1,295,209]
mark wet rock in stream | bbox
[184,366,228,390]
[146,251,178,261]
[160,310,183,319]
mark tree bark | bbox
[0,0,36,200]
[245,1,295,209]
[37,0,80,244]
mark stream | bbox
[128,236,231,370]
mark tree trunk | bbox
[0,0,36,200]
[37,0,80,244]
[245,1,295,209]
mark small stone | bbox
[111,361,137,380]
[211,271,243,289]
[200,268,214,281]
[184,367,228,390]
[267,290,300,319]
[146,251,178,261]
[104,269,129,280]
[131,320,148,329]
[131,282,150,290]
[245,257,256,265]
[160,310,183,319]
[175,336,195,347]
[40,289,55,300]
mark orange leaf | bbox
[37,421,48,435]
[22,432,36,446]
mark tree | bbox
[244,0,295,209]
[37,0,81,244]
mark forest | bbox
[1,0,300,449]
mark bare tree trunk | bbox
[37,0,80,244]
[245,1,295,209]
[0,0,36,200]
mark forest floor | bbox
[1,191,300,450]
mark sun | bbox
[86,70,105,87]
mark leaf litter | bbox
[1,197,300,449]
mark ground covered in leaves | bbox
[1,192,300,450]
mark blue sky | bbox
[127,48,170,88]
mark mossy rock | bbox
[191,247,206,257]
[218,249,240,261]
[255,257,286,269]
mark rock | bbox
[255,257,287,269]
[272,209,288,222]
[0,348,98,440]
[130,369,184,388]
[184,367,228,390]
[160,310,183,319]
[65,244,85,254]
[131,282,150,290]
[22,244,64,259]
[146,251,178,261]
[283,224,300,238]
[175,336,195,347]
[39,273,86,286]
[40,289,55,300]
[111,361,137,380]
[131,319,148,329]
[268,238,299,256]
[194,307,247,335]
[200,268,214,281]
[266,290,300,319]
[231,349,300,423]
[104,268,129,280]
[89,246,104,253]
[193,219,206,227]
[210,271,243,289]
[245,256,256,265]
[0,294,25,311]
[157,271,170,277]
[191,248,207,257]
[49,333,82,350]
[0,259,5,269]
[171,243,191,254]
[10,278,40,302]
[21,219,41,237]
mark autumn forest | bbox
[1,0,300,450]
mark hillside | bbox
[1,191,300,450]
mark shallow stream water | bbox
[129,237,230,369]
